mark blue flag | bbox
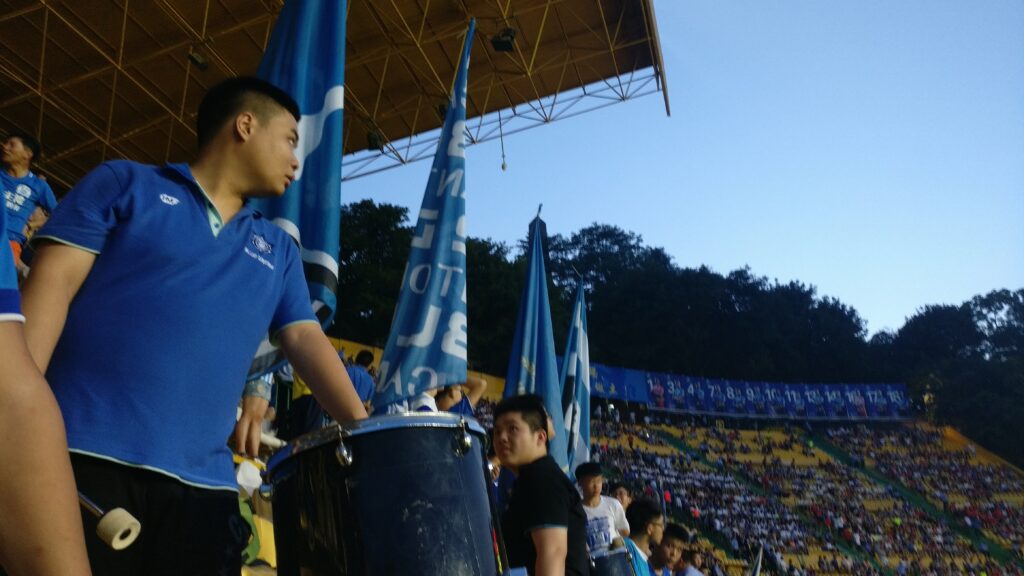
[247,0,347,378]
[559,280,591,475]
[504,215,569,470]
[374,20,475,408]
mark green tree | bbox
[329,200,411,346]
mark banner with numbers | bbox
[374,20,474,408]
[588,360,909,421]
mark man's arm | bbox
[530,527,568,576]
[20,243,96,372]
[464,374,487,407]
[278,322,367,422]
[0,322,91,575]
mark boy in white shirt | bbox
[575,462,630,553]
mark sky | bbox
[342,0,1024,336]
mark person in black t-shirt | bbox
[494,394,590,576]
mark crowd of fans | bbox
[828,425,1024,559]
[581,404,1023,576]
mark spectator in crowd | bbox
[346,349,376,410]
[679,549,705,576]
[21,76,367,574]
[611,482,633,511]
[576,461,630,554]
[648,523,688,576]
[269,359,331,441]
[2,130,56,270]
[436,374,488,416]
[0,182,90,575]
[624,497,665,575]
[494,394,589,576]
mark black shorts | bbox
[71,453,249,576]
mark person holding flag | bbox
[493,394,591,576]
[20,76,366,574]
[372,19,475,412]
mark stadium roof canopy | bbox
[0,0,668,192]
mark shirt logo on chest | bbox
[159,194,180,206]
[244,233,275,271]
[251,234,273,254]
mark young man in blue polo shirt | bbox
[21,77,367,574]
[0,201,91,574]
[2,130,57,268]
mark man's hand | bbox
[232,395,269,457]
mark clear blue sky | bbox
[343,0,1024,336]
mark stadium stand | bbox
[588,407,1022,576]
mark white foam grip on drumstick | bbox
[95,508,141,550]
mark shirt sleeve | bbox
[39,180,58,213]
[0,218,23,322]
[613,498,630,532]
[268,236,317,337]
[518,471,570,532]
[31,163,127,254]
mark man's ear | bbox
[535,427,548,447]
[235,111,257,141]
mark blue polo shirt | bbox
[34,160,317,490]
[345,364,375,403]
[0,201,22,322]
[2,169,57,244]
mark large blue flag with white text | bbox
[373,20,474,408]
[560,280,591,475]
[247,0,347,378]
[504,215,569,470]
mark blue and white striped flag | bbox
[373,20,475,408]
[560,280,590,475]
[247,0,347,378]
[504,215,569,470]
[245,0,350,377]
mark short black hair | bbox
[610,482,630,495]
[625,498,662,534]
[493,394,549,434]
[575,462,604,481]
[661,523,689,546]
[355,350,374,367]
[6,130,40,160]
[196,76,300,150]
[683,548,703,562]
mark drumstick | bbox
[78,491,141,550]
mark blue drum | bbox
[592,548,637,576]
[267,413,502,575]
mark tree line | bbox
[329,200,1024,467]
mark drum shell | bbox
[592,548,636,576]
[269,415,498,576]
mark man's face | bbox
[613,486,632,509]
[245,109,299,197]
[648,515,666,546]
[692,553,703,567]
[2,137,32,166]
[493,412,545,470]
[579,475,604,499]
[656,536,684,567]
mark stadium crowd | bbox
[827,425,1024,559]
[584,403,1023,576]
